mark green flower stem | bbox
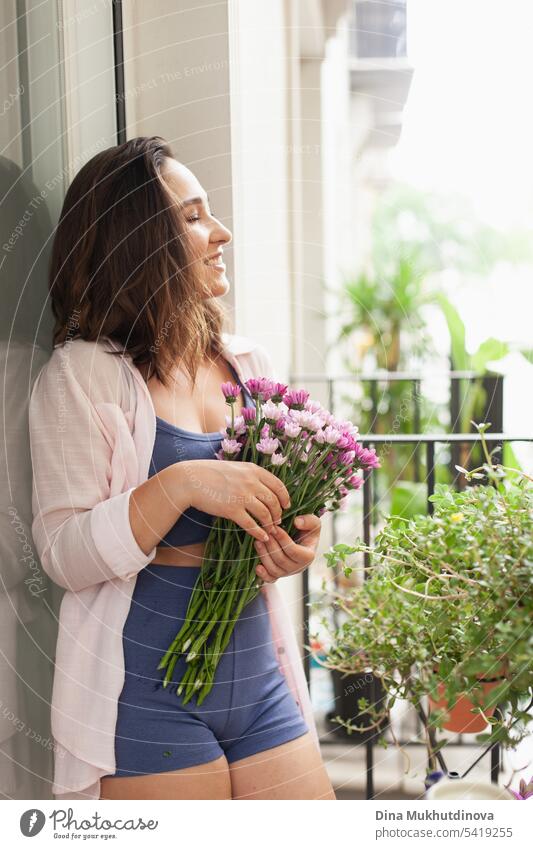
[190,554,260,692]
[212,565,242,648]
[162,649,180,687]
[213,517,238,583]
[158,558,238,674]
[281,436,300,469]
[167,553,247,693]
[207,577,260,669]
[193,569,261,706]
[157,589,210,670]
[241,426,256,462]
[184,615,222,660]
[287,434,307,467]
[176,660,196,696]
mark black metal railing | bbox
[289,369,504,485]
[301,432,533,799]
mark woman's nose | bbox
[213,220,232,245]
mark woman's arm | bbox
[128,463,192,556]
[28,347,193,592]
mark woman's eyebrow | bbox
[182,194,210,207]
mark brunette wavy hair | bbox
[48,135,228,387]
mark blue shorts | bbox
[103,565,309,778]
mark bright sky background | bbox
[390,0,533,230]
[386,0,533,443]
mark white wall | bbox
[228,0,293,378]
[121,0,236,291]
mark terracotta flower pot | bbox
[428,666,506,734]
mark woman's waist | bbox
[127,564,268,627]
[150,542,206,568]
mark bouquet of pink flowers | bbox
[157,377,379,705]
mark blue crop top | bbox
[148,360,256,547]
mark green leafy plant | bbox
[436,293,507,429]
[333,249,433,373]
[329,250,446,519]
[312,423,533,773]
[436,293,529,475]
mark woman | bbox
[29,136,336,800]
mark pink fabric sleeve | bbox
[28,348,157,592]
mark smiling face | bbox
[160,157,232,298]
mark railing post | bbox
[413,379,421,483]
[426,440,435,513]
[363,463,373,578]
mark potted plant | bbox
[311,423,533,773]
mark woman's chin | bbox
[206,274,230,298]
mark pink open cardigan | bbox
[28,332,319,800]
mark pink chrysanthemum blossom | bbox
[241,407,256,424]
[352,443,380,469]
[336,433,357,451]
[220,414,247,437]
[338,450,356,466]
[256,436,280,455]
[269,452,288,467]
[273,414,288,432]
[220,438,242,457]
[262,399,289,421]
[346,472,363,490]
[221,382,240,403]
[271,382,289,402]
[283,420,301,439]
[314,425,342,446]
[259,379,277,402]
[289,410,324,432]
[334,418,360,438]
[245,377,276,401]
[282,389,309,410]
[304,399,324,414]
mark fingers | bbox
[235,509,270,543]
[270,517,320,561]
[254,514,323,581]
[244,492,281,535]
[254,539,288,582]
[293,514,321,546]
[254,483,283,527]
[258,466,291,509]
[253,527,306,580]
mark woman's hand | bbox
[181,459,291,543]
[253,513,322,583]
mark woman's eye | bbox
[186,215,200,222]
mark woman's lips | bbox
[204,255,225,270]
